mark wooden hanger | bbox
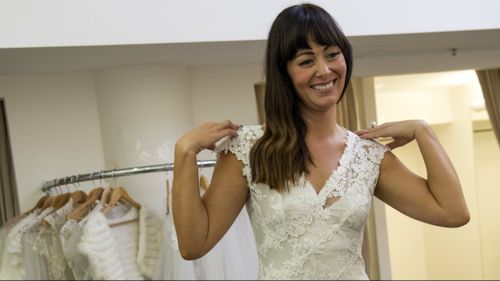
[102,186,141,215]
[41,196,55,210]
[71,190,88,208]
[100,187,113,206]
[66,187,104,220]
[23,195,51,215]
[200,174,210,192]
[50,192,71,210]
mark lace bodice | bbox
[216,125,389,280]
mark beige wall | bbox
[0,72,106,210]
[0,63,264,215]
[383,141,428,280]
[94,64,194,214]
[375,75,497,279]
[189,64,262,162]
[422,86,483,279]
[473,128,500,279]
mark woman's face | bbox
[286,40,347,113]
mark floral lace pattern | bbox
[34,200,75,280]
[217,125,389,280]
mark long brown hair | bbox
[250,3,353,191]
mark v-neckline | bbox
[305,130,353,197]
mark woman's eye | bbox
[298,59,314,66]
[326,52,341,59]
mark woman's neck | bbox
[301,106,340,140]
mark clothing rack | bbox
[41,160,217,193]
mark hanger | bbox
[41,196,55,210]
[198,165,209,192]
[101,170,119,205]
[23,194,51,215]
[102,170,141,215]
[40,184,61,210]
[101,186,141,215]
[200,174,209,192]
[70,176,88,208]
[51,192,71,209]
[66,172,105,220]
[100,187,113,206]
[66,187,104,220]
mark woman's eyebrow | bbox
[293,45,338,59]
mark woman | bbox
[172,3,469,280]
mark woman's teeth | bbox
[311,80,334,91]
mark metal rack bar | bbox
[41,159,217,193]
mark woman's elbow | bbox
[180,251,201,261]
[179,247,203,261]
[446,209,470,227]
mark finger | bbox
[354,129,369,135]
[227,120,241,130]
[386,141,398,150]
[357,128,383,139]
[215,128,238,140]
[216,120,240,132]
[215,120,231,130]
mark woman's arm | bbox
[173,120,249,260]
[356,120,470,227]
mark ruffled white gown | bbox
[154,186,259,280]
[214,125,389,280]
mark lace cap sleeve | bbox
[213,125,263,182]
[366,139,390,165]
[214,125,263,166]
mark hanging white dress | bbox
[215,125,389,280]
[0,208,54,280]
[0,213,36,280]
[154,180,259,280]
[31,199,75,280]
[77,204,162,280]
[153,215,198,280]
[195,206,258,280]
[60,202,105,280]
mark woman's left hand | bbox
[354,120,429,150]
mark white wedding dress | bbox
[215,125,389,280]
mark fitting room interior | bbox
[1,1,500,280]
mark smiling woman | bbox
[172,3,469,280]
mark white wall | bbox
[383,142,428,280]
[376,89,452,125]
[422,86,483,279]
[94,64,193,214]
[0,72,106,211]
[0,62,264,214]
[473,128,500,279]
[2,0,500,48]
[190,64,263,161]
[375,79,485,279]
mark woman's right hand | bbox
[176,120,241,155]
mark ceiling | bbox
[1,29,500,76]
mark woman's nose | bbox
[315,59,331,77]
